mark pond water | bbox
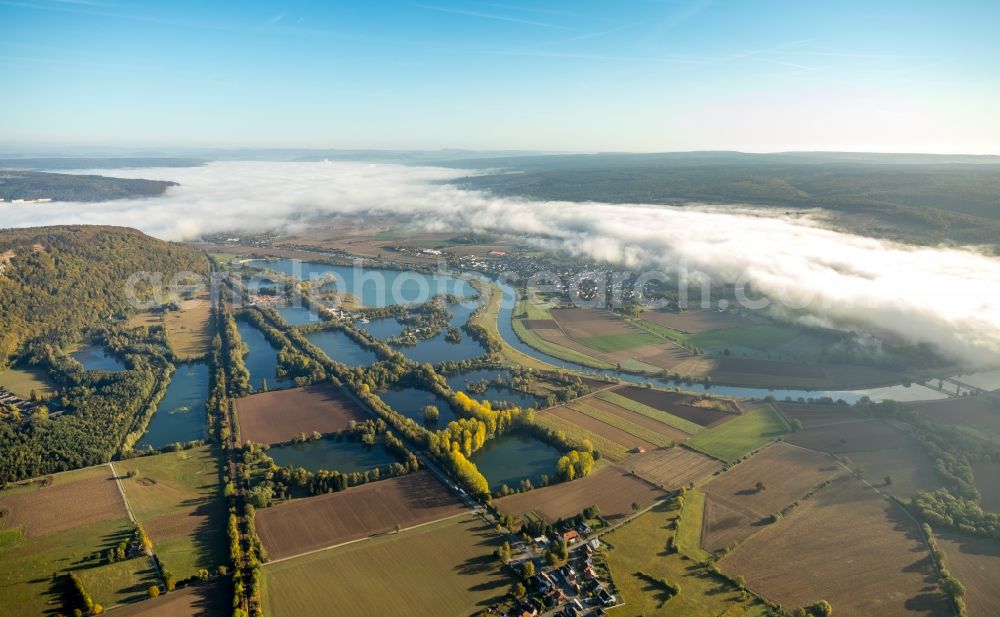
[268,438,398,473]
[356,317,407,339]
[493,283,948,404]
[247,259,476,307]
[135,362,210,450]
[71,346,127,372]
[235,320,290,391]
[392,302,485,364]
[445,368,541,410]
[471,433,564,493]
[377,386,457,427]
[305,330,380,366]
[275,305,324,326]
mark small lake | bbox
[135,363,210,450]
[356,317,407,339]
[471,433,564,493]
[445,368,541,410]
[246,259,477,307]
[268,438,398,473]
[393,303,485,364]
[236,320,290,391]
[305,329,380,366]
[275,304,324,326]
[71,346,127,372]
[377,386,457,427]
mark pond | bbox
[71,345,127,372]
[445,368,542,410]
[356,317,407,340]
[236,320,290,391]
[470,433,564,493]
[377,386,457,427]
[275,304,324,326]
[392,302,485,365]
[305,329,380,366]
[268,438,398,473]
[246,259,477,307]
[135,362,210,450]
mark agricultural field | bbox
[784,418,915,454]
[675,490,710,561]
[848,444,941,499]
[699,442,844,553]
[163,295,214,361]
[614,385,736,428]
[710,357,830,388]
[543,404,656,453]
[775,402,862,429]
[721,477,950,617]
[638,308,753,334]
[912,396,1000,439]
[0,465,160,616]
[115,446,227,580]
[603,501,770,617]
[567,399,678,447]
[234,384,370,445]
[106,578,230,617]
[0,464,125,537]
[494,466,667,523]
[531,410,631,462]
[255,471,464,561]
[261,515,511,617]
[0,363,55,398]
[972,460,1000,511]
[597,389,704,435]
[934,531,1000,617]
[621,447,722,489]
[685,405,789,463]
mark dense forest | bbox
[0,170,177,201]
[0,225,209,363]
[446,152,1000,246]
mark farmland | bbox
[721,477,950,617]
[164,295,214,361]
[494,466,667,523]
[935,531,1000,617]
[972,460,1000,511]
[0,363,55,398]
[604,501,770,617]
[700,442,844,553]
[614,385,736,427]
[234,384,370,444]
[256,471,464,560]
[105,578,230,617]
[531,410,631,462]
[261,515,511,617]
[115,446,227,580]
[776,402,862,429]
[638,308,753,334]
[784,418,915,453]
[912,396,1000,438]
[0,464,125,537]
[597,389,704,435]
[567,399,678,447]
[685,404,789,463]
[544,404,656,453]
[622,447,722,489]
[0,465,151,617]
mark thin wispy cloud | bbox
[267,13,285,25]
[417,4,572,30]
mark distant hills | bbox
[0,157,206,169]
[440,151,1000,246]
[0,170,177,202]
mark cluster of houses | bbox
[0,387,53,421]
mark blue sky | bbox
[1,0,998,153]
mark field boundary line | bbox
[107,461,136,524]
[263,510,473,566]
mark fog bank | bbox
[3,161,998,367]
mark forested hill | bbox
[444,152,1000,246]
[0,170,177,202]
[0,226,209,365]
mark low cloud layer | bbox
[3,161,999,367]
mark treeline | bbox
[0,225,209,364]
